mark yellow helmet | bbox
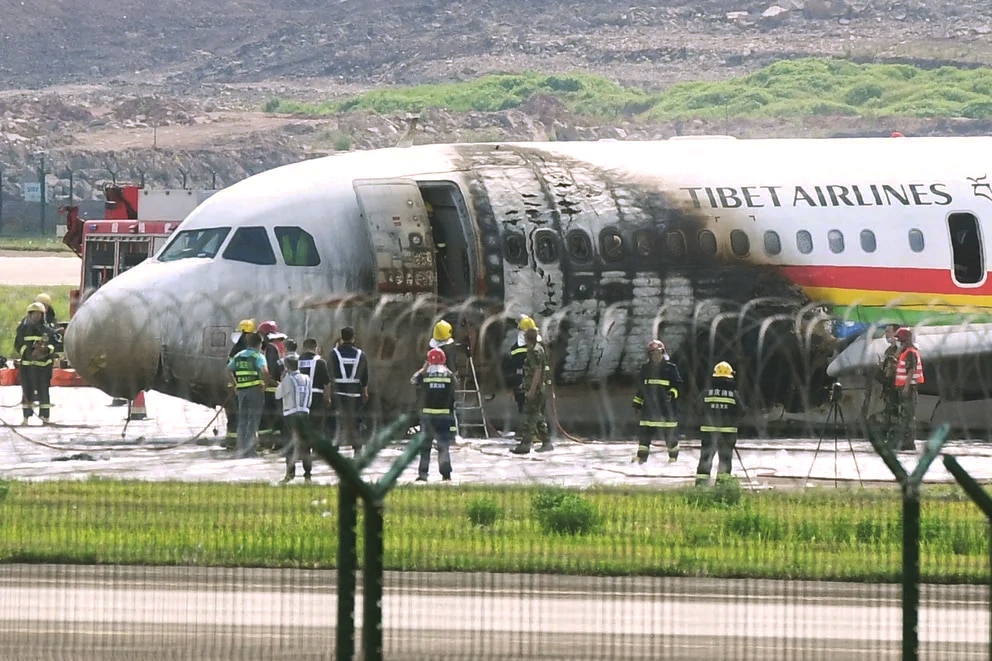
[35,293,52,307]
[26,301,46,314]
[518,315,538,331]
[433,320,453,342]
[237,319,257,333]
[713,361,734,378]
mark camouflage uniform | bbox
[876,342,900,448]
[511,339,552,453]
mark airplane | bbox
[63,135,992,438]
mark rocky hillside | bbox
[1,0,991,211]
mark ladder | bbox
[454,350,490,439]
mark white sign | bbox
[24,182,42,202]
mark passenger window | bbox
[600,230,624,262]
[274,227,320,266]
[223,226,276,265]
[634,229,656,258]
[948,212,984,284]
[566,230,592,262]
[796,230,813,254]
[698,230,717,256]
[159,227,230,262]
[666,231,686,259]
[504,233,527,265]
[908,229,925,253]
[860,229,877,253]
[730,229,750,256]
[763,230,781,256]
[535,230,559,263]
[828,229,845,254]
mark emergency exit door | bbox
[354,179,437,294]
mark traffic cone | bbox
[128,391,147,421]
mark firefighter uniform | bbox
[429,319,460,380]
[16,302,57,424]
[894,327,924,451]
[632,340,682,463]
[331,328,369,450]
[696,362,741,486]
[510,328,552,454]
[413,348,456,481]
[298,343,331,440]
[502,315,538,414]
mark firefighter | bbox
[226,331,271,458]
[298,338,331,440]
[257,320,286,448]
[16,302,57,425]
[411,347,456,482]
[874,323,901,449]
[35,292,57,326]
[894,327,924,451]
[632,340,683,463]
[330,326,370,450]
[501,315,537,415]
[510,327,553,454]
[696,361,742,486]
[224,319,258,447]
[428,319,460,379]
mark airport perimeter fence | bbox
[1,294,992,659]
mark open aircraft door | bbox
[354,179,437,295]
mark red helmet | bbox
[257,320,278,335]
[895,327,913,343]
[427,348,447,365]
[647,340,665,354]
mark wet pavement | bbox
[3,386,992,488]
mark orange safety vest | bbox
[894,347,924,387]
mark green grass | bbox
[0,481,987,582]
[262,59,992,123]
[0,235,72,253]
[0,285,72,358]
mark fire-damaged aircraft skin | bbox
[64,136,992,436]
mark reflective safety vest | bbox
[299,353,322,404]
[421,372,454,416]
[279,372,311,415]
[232,350,265,389]
[894,347,924,387]
[333,347,364,398]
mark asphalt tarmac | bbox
[0,565,987,660]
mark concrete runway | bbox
[0,253,79,286]
[4,386,992,488]
[0,565,987,660]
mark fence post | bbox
[867,424,949,661]
[941,454,992,661]
[336,483,358,660]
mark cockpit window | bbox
[158,227,230,262]
[223,226,277,265]
[275,227,320,266]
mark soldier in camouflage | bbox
[510,327,553,454]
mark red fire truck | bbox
[61,184,215,316]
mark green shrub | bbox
[532,489,599,535]
[466,497,503,527]
[262,97,281,113]
[531,487,568,515]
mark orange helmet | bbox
[647,340,665,354]
[895,327,913,343]
[427,348,447,365]
[257,320,278,335]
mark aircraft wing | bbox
[827,322,992,379]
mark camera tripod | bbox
[804,383,864,488]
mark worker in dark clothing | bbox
[224,319,257,447]
[330,326,370,450]
[501,315,537,415]
[257,320,286,448]
[35,293,57,326]
[298,338,331,440]
[632,340,683,463]
[16,301,58,425]
[411,347,456,482]
[874,324,901,449]
[509,327,553,454]
[428,319,460,379]
[894,327,924,452]
[696,361,742,486]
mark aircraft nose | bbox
[65,283,161,398]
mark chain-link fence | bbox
[1,293,991,660]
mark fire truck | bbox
[61,184,216,316]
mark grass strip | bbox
[0,285,73,358]
[0,480,986,582]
